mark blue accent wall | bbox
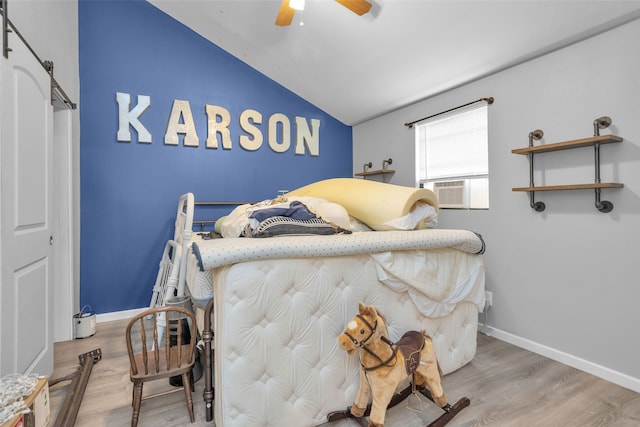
[79,0,352,314]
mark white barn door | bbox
[0,26,55,376]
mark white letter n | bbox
[116,92,152,143]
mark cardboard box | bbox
[23,378,49,427]
[1,414,24,427]
[1,378,49,427]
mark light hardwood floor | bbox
[49,319,640,427]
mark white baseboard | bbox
[96,307,146,323]
[479,323,640,394]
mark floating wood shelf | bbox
[512,118,623,213]
[513,183,624,192]
[354,169,395,177]
[511,135,623,155]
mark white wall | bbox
[354,18,640,392]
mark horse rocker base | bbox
[325,385,470,427]
[331,302,470,427]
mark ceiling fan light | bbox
[290,0,305,11]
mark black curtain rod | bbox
[1,0,77,109]
[404,97,494,128]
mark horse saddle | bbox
[396,330,425,375]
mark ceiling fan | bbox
[275,0,372,26]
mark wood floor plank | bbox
[48,320,640,426]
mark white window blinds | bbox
[416,103,488,181]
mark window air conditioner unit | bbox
[433,180,469,208]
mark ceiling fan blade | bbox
[334,0,372,16]
[275,0,295,26]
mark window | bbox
[415,103,489,209]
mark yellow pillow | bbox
[287,178,438,230]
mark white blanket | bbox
[371,248,485,317]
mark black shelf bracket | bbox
[593,116,614,213]
[527,129,546,212]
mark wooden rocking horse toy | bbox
[327,302,469,427]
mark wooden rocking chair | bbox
[125,306,197,427]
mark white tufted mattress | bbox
[187,230,485,426]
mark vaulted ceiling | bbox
[149,0,640,125]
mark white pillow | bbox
[349,216,373,232]
[374,201,438,231]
